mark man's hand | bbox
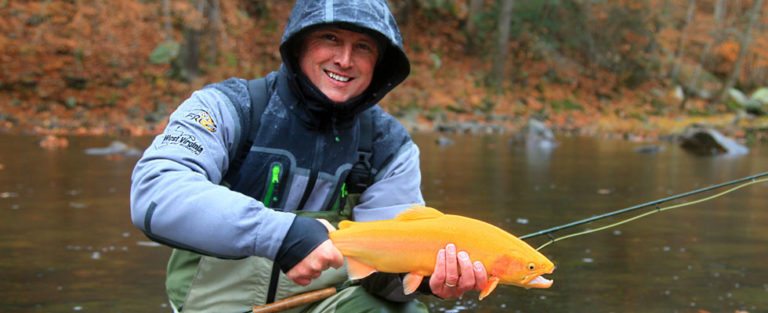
[429,243,488,299]
[285,219,344,286]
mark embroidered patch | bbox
[158,128,204,155]
[185,109,217,132]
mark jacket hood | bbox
[279,0,410,122]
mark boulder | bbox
[518,118,557,149]
[679,125,748,156]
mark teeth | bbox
[326,71,351,82]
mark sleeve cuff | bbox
[274,216,329,273]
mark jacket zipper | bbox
[263,162,282,207]
[264,163,282,304]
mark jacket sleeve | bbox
[129,88,296,260]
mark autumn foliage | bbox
[1,0,767,139]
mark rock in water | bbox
[679,125,748,156]
[84,141,142,157]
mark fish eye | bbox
[527,263,535,271]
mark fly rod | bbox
[520,171,768,249]
[253,172,768,311]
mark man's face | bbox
[299,26,379,103]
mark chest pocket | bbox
[234,148,295,209]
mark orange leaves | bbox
[2,0,767,140]
[716,40,740,63]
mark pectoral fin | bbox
[479,276,500,301]
[402,273,424,295]
[346,257,377,280]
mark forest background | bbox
[1,0,768,143]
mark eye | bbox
[527,263,536,271]
[320,33,338,42]
[355,42,373,52]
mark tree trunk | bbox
[581,0,597,70]
[464,0,483,54]
[669,0,696,82]
[713,0,726,23]
[394,0,415,26]
[714,0,764,104]
[162,0,172,41]
[206,0,221,66]
[690,0,726,93]
[179,0,206,80]
[491,0,515,91]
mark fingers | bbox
[285,240,344,285]
[324,241,344,269]
[429,243,488,299]
[444,244,459,288]
[456,251,476,293]
[473,261,488,291]
[429,248,447,293]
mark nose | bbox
[334,44,353,68]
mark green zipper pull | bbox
[264,164,281,206]
[271,165,280,184]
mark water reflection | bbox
[417,133,768,313]
[1,133,766,312]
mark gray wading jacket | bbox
[130,0,424,311]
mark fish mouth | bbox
[522,267,555,289]
[524,275,553,288]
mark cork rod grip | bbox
[253,287,337,313]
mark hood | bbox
[278,0,411,125]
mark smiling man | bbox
[130,1,487,312]
[298,26,380,103]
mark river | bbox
[1,133,766,312]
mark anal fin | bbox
[346,257,377,280]
[479,276,500,300]
[402,273,424,295]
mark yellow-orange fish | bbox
[329,206,555,300]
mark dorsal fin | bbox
[395,205,444,221]
[338,220,354,230]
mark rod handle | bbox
[253,287,337,313]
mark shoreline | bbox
[3,112,767,143]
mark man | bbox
[130,0,486,312]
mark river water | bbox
[1,133,766,312]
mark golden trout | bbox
[329,206,555,300]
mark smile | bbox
[325,70,352,82]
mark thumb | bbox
[330,248,344,269]
[316,219,337,232]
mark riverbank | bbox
[4,109,768,151]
